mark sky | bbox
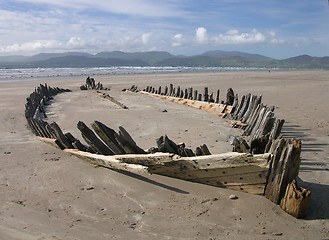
[0,0,328,59]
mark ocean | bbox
[0,66,267,82]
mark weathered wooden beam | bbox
[102,93,128,109]
[164,86,168,96]
[193,90,198,100]
[77,121,115,155]
[91,121,126,154]
[215,89,220,103]
[49,122,74,149]
[176,86,181,98]
[226,88,235,105]
[117,126,146,154]
[141,92,233,117]
[279,179,311,219]
[265,139,302,204]
[203,87,209,102]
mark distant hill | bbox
[278,55,329,68]
[0,50,328,69]
[201,50,273,62]
[95,51,174,65]
[27,52,94,62]
[31,56,149,68]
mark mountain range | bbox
[0,50,328,69]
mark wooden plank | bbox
[236,93,251,120]
[141,92,233,117]
[232,94,245,119]
[49,122,74,149]
[226,88,235,105]
[157,135,178,154]
[40,134,271,195]
[265,139,302,204]
[203,87,209,102]
[279,179,311,219]
[102,93,128,109]
[91,121,126,154]
[77,121,115,155]
[117,126,146,154]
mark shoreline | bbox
[1,67,327,83]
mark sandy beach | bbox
[0,70,328,239]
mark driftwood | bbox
[80,76,106,90]
[265,139,302,204]
[141,91,232,117]
[156,135,210,157]
[77,121,115,155]
[91,121,126,154]
[280,180,311,219]
[100,92,128,109]
[59,147,271,195]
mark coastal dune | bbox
[0,71,328,239]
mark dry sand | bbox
[0,70,328,239]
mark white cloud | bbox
[195,27,208,44]
[172,34,184,47]
[141,33,152,45]
[267,31,285,44]
[15,0,187,18]
[213,29,266,45]
[0,40,62,54]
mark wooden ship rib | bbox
[24,78,311,219]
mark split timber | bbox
[25,81,310,218]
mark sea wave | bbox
[0,66,267,82]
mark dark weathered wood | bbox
[102,94,128,109]
[215,89,220,103]
[269,119,285,140]
[176,86,181,97]
[49,122,73,149]
[233,94,245,119]
[37,120,52,138]
[91,121,126,154]
[280,179,311,219]
[156,135,178,154]
[77,121,115,155]
[188,87,193,100]
[203,87,209,102]
[226,88,235,105]
[195,147,203,156]
[251,110,275,140]
[201,144,211,155]
[249,106,269,137]
[184,88,188,99]
[231,93,239,113]
[208,92,214,103]
[117,126,146,154]
[243,103,263,136]
[164,86,168,95]
[265,139,302,204]
[241,95,257,123]
[168,84,172,96]
[231,136,250,153]
[236,93,251,120]
[194,90,198,100]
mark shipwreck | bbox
[24,77,311,219]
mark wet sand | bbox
[0,70,328,239]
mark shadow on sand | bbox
[281,122,329,152]
[112,168,190,194]
[298,178,329,220]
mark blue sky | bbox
[0,0,328,59]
